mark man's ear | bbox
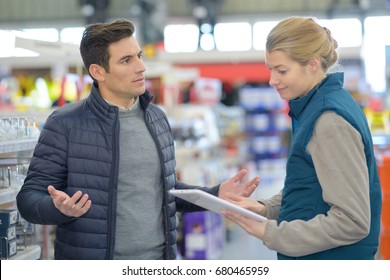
[89,64,106,82]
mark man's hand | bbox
[48,185,92,218]
[218,169,260,200]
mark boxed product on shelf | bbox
[0,209,19,228]
[239,85,291,164]
[169,104,221,152]
[182,211,224,260]
[239,86,285,111]
[1,237,17,259]
[1,224,18,259]
[0,224,16,240]
[0,209,19,258]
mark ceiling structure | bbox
[1,0,388,47]
[0,0,388,68]
[0,0,389,27]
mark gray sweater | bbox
[113,99,165,259]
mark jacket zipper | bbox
[107,109,120,259]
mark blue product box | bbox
[0,225,16,240]
[0,209,18,229]
[183,211,225,260]
[1,238,17,259]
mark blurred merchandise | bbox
[0,119,42,259]
[182,211,225,260]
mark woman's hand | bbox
[221,192,268,240]
[224,192,266,215]
[223,209,267,240]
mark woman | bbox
[223,16,382,260]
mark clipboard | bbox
[170,189,267,222]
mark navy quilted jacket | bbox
[16,84,219,259]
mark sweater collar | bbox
[288,72,344,120]
[88,82,154,119]
[104,97,139,111]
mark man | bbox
[16,18,259,260]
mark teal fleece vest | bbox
[278,72,382,260]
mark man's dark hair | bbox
[79,18,135,78]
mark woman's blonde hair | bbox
[266,17,339,72]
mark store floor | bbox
[218,172,284,260]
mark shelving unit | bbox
[0,139,38,154]
[238,86,290,184]
[0,188,20,205]
[1,138,40,260]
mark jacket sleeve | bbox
[16,114,74,225]
[173,181,220,212]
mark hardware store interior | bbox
[1,0,390,260]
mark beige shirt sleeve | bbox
[258,190,282,219]
[262,111,370,257]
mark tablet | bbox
[170,189,267,222]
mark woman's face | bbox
[265,50,322,100]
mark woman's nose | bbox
[269,73,278,87]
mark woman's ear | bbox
[89,64,106,82]
[308,57,322,72]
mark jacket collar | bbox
[87,82,154,119]
[139,90,154,110]
[288,72,344,120]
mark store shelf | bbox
[11,245,41,260]
[0,187,20,205]
[0,139,38,154]
[372,135,390,148]
[1,137,41,260]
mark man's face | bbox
[99,36,146,107]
